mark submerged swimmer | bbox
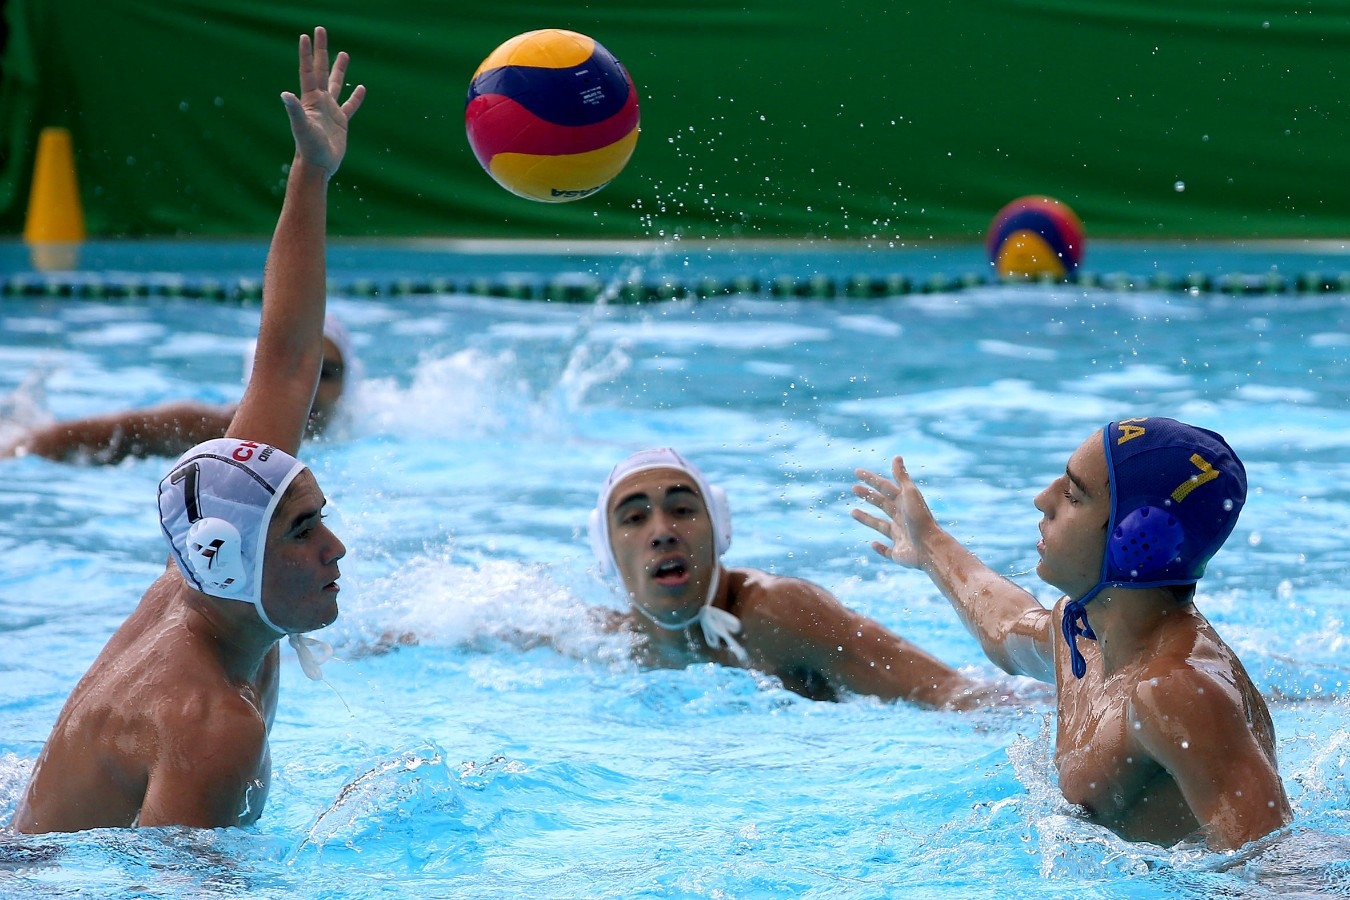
[10,27,361,833]
[853,418,1292,849]
[1,314,356,463]
[590,448,1004,707]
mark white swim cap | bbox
[588,448,731,578]
[158,438,334,680]
[588,449,745,662]
[158,438,307,625]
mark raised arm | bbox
[853,455,1057,682]
[228,27,365,455]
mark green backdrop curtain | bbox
[1,0,1347,240]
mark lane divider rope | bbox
[4,269,1349,303]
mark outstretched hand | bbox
[851,456,939,570]
[280,26,366,177]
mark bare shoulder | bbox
[1131,655,1232,707]
[92,580,264,734]
[731,569,840,624]
[133,631,269,782]
[1127,636,1257,736]
[153,683,268,761]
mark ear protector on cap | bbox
[1107,505,1186,578]
[185,517,248,597]
[170,457,249,599]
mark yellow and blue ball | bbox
[986,195,1085,279]
[465,29,640,203]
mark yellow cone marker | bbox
[24,127,86,271]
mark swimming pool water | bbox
[1,251,1349,898]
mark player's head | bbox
[1058,417,1246,678]
[589,449,731,625]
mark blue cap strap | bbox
[1060,597,1098,679]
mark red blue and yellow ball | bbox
[465,29,640,203]
[986,196,1085,279]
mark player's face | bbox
[307,337,345,433]
[607,467,718,623]
[260,470,345,632]
[1034,432,1111,598]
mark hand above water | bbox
[281,26,366,178]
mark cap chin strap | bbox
[630,567,750,665]
[289,634,334,681]
[1060,584,1104,680]
[252,596,332,682]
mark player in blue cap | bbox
[852,418,1291,850]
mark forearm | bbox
[262,156,330,353]
[262,157,329,368]
[918,525,1052,679]
[235,158,330,452]
[832,636,990,708]
[15,404,232,463]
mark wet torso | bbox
[1053,604,1280,845]
[12,571,278,833]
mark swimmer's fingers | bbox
[294,30,320,97]
[280,29,364,174]
[850,507,893,538]
[855,466,901,497]
[890,455,915,488]
[310,26,330,92]
[853,470,899,513]
[328,48,355,100]
[339,80,367,120]
[281,29,323,132]
[326,48,347,98]
[851,507,918,567]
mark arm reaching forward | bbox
[853,455,1057,682]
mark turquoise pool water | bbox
[1,243,1348,898]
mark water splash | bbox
[331,552,635,669]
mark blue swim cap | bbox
[1061,417,1247,678]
